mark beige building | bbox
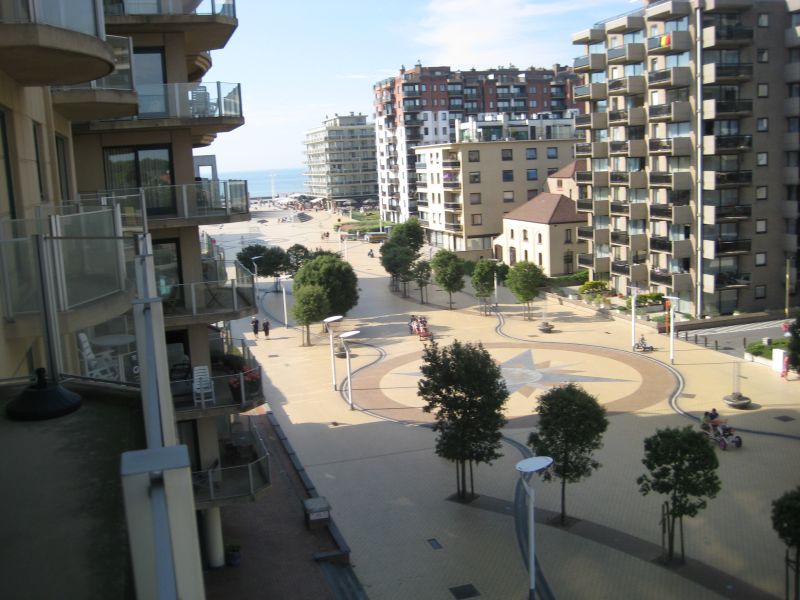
[545,159,586,199]
[0,2,265,597]
[493,193,588,275]
[414,138,576,259]
[573,0,799,316]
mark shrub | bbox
[747,338,789,359]
[579,280,609,296]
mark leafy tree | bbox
[411,259,432,304]
[294,254,359,316]
[528,384,608,525]
[471,259,496,316]
[379,240,415,294]
[637,427,721,563]
[388,217,425,254]
[431,249,465,309]
[418,340,508,500]
[495,262,509,285]
[284,243,310,276]
[772,486,800,600]
[578,280,609,302]
[788,312,800,375]
[236,245,286,279]
[506,261,545,320]
[308,248,340,260]
[292,284,330,346]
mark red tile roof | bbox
[503,193,586,224]
[548,159,587,180]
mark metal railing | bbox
[103,81,242,121]
[104,0,236,18]
[161,261,255,319]
[648,104,672,119]
[51,35,134,92]
[712,170,752,185]
[711,135,752,150]
[0,0,104,36]
[710,99,752,114]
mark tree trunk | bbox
[666,507,676,562]
[460,459,467,499]
[794,546,799,600]
[560,476,567,525]
[305,324,310,346]
[469,460,474,497]
[448,291,453,309]
[419,286,424,303]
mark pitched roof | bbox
[548,159,586,180]
[503,193,586,224]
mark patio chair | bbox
[77,333,117,380]
[192,365,215,408]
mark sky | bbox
[203,0,642,173]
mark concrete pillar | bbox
[203,507,225,568]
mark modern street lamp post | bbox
[515,456,553,600]
[630,287,639,350]
[250,255,264,299]
[323,315,343,390]
[664,295,679,364]
[338,330,360,410]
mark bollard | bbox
[704,336,708,347]
[693,334,698,344]
[714,340,718,351]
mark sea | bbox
[219,167,306,198]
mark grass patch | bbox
[746,338,789,359]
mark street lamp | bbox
[630,287,640,351]
[487,257,500,308]
[664,295,679,364]
[281,277,289,329]
[323,315,343,390]
[250,255,264,298]
[338,330,360,410]
[516,456,553,600]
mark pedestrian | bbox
[263,319,270,339]
[252,316,259,338]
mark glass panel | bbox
[56,136,70,201]
[134,50,166,114]
[0,110,14,219]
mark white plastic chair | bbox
[77,333,117,380]
[192,365,215,408]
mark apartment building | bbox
[0,2,264,596]
[303,113,378,203]
[414,137,575,258]
[373,63,579,224]
[572,0,799,316]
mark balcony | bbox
[173,357,263,420]
[443,160,461,169]
[702,0,752,12]
[575,142,593,157]
[702,98,752,119]
[785,62,800,83]
[651,269,692,291]
[703,271,750,293]
[647,66,691,89]
[575,112,608,130]
[703,62,752,84]
[703,170,752,190]
[78,180,249,229]
[414,161,427,170]
[612,170,647,187]
[0,0,115,85]
[191,421,271,509]
[611,260,630,276]
[702,203,752,224]
[572,28,605,44]
[577,226,594,241]
[443,202,462,212]
[607,43,645,64]
[649,171,692,189]
[608,75,646,96]
[444,222,463,232]
[104,0,238,54]
[647,30,691,54]
[702,238,751,259]
[443,180,461,190]
[649,137,692,155]
[608,106,646,127]
[610,231,629,245]
[415,180,427,189]
[703,134,752,155]
[574,83,607,101]
[77,82,244,145]
[576,171,609,187]
[402,87,421,97]
[650,236,692,258]
[605,14,645,34]
[577,198,594,212]
[51,36,138,121]
[580,141,608,158]
[648,100,690,122]
[576,171,593,184]
[573,53,606,72]
[646,0,691,20]
[578,253,594,268]
[703,24,753,49]
[788,24,800,48]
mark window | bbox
[32,123,46,202]
[756,152,768,166]
[471,213,482,226]
[501,148,513,161]
[503,191,514,203]
[755,252,767,266]
[757,84,769,98]
[469,192,482,205]
[756,186,768,200]
[134,48,167,114]
[757,49,769,63]
[523,229,528,241]
[469,171,481,183]
[104,145,174,214]
[468,150,480,162]
[502,170,514,182]
[538,253,543,266]
[754,285,766,299]
[546,147,558,159]
[757,13,769,27]
[565,228,572,243]
[757,118,768,132]
[510,229,515,239]
[526,147,537,160]
[755,219,767,233]
[527,168,538,181]
[153,239,183,301]
[789,118,800,133]
[537,233,542,244]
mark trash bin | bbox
[302,496,331,530]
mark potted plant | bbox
[228,367,261,398]
[225,544,241,567]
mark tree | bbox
[379,240,415,294]
[411,259,432,304]
[388,217,425,254]
[431,250,465,309]
[527,384,608,525]
[294,254,359,316]
[637,427,721,563]
[418,340,508,500]
[773,486,800,600]
[237,244,286,280]
[506,261,545,320]
[284,243,310,276]
[292,284,330,346]
[471,259,496,316]
[788,312,800,375]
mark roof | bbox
[548,159,586,180]
[503,193,586,225]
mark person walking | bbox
[263,319,270,339]
[252,316,259,338]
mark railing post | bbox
[232,278,238,310]
[180,185,188,218]
[216,81,223,117]
[190,284,197,315]
[238,371,244,406]
[139,188,148,234]
[225,180,231,216]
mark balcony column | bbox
[203,507,225,568]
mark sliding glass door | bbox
[104,145,175,215]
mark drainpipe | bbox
[695,0,705,319]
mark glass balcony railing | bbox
[104,0,236,18]
[51,35,134,92]
[103,82,242,121]
[0,0,104,36]
[161,260,255,320]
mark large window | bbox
[104,145,174,214]
[154,239,183,305]
[134,48,167,115]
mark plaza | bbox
[214,208,798,600]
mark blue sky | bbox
[204,0,641,172]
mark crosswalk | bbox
[685,318,788,336]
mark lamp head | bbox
[515,456,553,474]
[339,330,360,340]
[323,315,343,324]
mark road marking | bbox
[685,319,786,336]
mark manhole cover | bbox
[449,584,480,599]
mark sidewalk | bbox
[217,210,794,599]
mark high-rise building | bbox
[572,0,799,317]
[373,63,579,224]
[304,113,377,204]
